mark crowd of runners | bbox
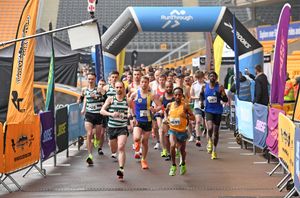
[79,65,228,180]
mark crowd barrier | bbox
[0,103,85,192]
[235,99,300,197]
[253,103,268,150]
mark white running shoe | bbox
[111,153,117,159]
[188,136,195,142]
[154,142,160,150]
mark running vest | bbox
[204,83,223,114]
[135,89,152,122]
[108,96,128,128]
[106,84,116,97]
[85,88,106,114]
[162,95,174,108]
[169,102,187,132]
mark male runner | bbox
[166,87,195,176]
[100,81,129,180]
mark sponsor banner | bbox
[4,115,40,173]
[56,106,68,153]
[266,108,285,156]
[133,7,222,32]
[278,113,295,176]
[294,127,300,193]
[68,103,80,141]
[213,35,224,78]
[0,122,3,173]
[235,97,254,140]
[103,54,117,81]
[257,21,300,41]
[40,111,56,161]
[78,103,85,137]
[253,103,268,149]
[238,50,264,77]
[271,4,291,105]
[102,8,138,56]
[6,0,39,124]
[216,8,262,56]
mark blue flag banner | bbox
[294,127,300,194]
[253,103,268,149]
[235,96,254,140]
[233,14,240,96]
[94,44,104,83]
[40,111,56,161]
[68,103,80,141]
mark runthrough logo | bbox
[161,9,193,29]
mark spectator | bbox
[246,64,269,105]
[284,73,295,102]
[230,72,251,102]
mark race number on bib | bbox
[207,96,217,103]
[140,110,150,117]
[170,118,180,126]
[89,104,97,110]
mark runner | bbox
[160,81,174,160]
[190,70,206,146]
[166,87,195,176]
[81,72,106,165]
[130,76,161,169]
[152,73,167,150]
[100,81,129,180]
[103,71,119,159]
[200,71,228,160]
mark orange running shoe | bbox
[134,142,140,153]
[141,159,149,169]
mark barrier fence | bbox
[0,103,85,192]
[235,100,300,198]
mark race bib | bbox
[140,110,150,117]
[170,118,180,126]
[89,104,97,110]
[207,96,217,103]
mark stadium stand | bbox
[56,0,187,50]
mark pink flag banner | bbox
[266,107,285,156]
[270,3,291,105]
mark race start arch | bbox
[102,6,263,77]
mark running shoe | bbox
[86,154,94,166]
[179,164,187,175]
[207,140,213,154]
[98,148,104,155]
[195,140,202,147]
[134,142,140,153]
[93,135,100,149]
[165,155,171,161]
[176,149,180,158]
[211,151,217,160]
[188,135,195,142]
[132,143,136,150]
[141,159,149,169]
[117,168,124,180]
[169,165,177,176]
[154,142,160,150]
[111,153,117,159]
[134,152,141,159]
[161,149,168,157]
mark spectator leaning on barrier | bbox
[246,64,269,106]
[230,72,251,102]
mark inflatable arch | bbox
[102,7,263,77]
